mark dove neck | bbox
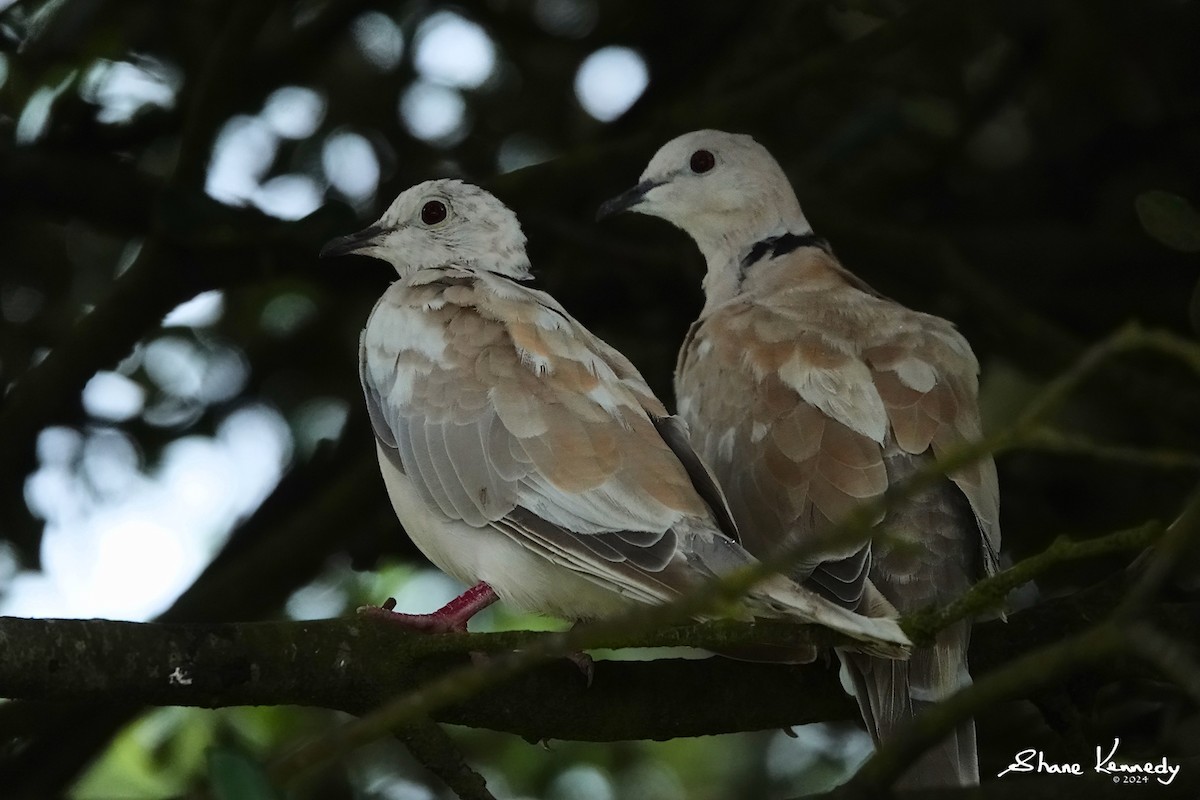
[698,223,817,311]
[469,247,534,281]
[742,231,830,266]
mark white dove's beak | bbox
[320,223,387,259]
[596,178,662,221]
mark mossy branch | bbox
[840,622,1130,795]
[903,520,1164,646]
[849,479,1200,791]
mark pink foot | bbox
[358,581,498,633]
[560,620,596,686]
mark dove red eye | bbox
[689,149,715,173]
[421,200,447,225]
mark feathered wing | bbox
[676,248,1000,786]
[361,271,707,604]
[866,319,1001,577]
[676,301,888,608]
[853,312,996,787]
[360,269,909,654]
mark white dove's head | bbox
[321,179,532,280]
[598,130,811,270]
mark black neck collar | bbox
[741,231,830,270]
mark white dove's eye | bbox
[689,149,715,173]
[420,200,448,225]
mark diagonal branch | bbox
[1125,624,1200,708]
[1021,428,1200,471]
[835,622,1129,796]
[834,479,1200,793]
[395,720,496,800]
[904,520,1163,645]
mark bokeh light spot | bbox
[163,290,225,328]
[254,173,323,220]
[262,85,326,140]
[205,115,278,205]
[323,130,380,201]
[399,81,468,146]
[80,57,181,124]
[261,292,319,338]
[574,46,648,122]
[352,11,404,71]
[82,372,146,422]
[414,11,496,89]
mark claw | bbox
[566,651,595,687]
[358,582,498,633]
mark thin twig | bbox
[904,520,1164,645]
[860,480,1200,789]
[1023,427,1200,471]
[1126,624,1200,708]
[837,623,1128,795]
[1117,482,1200,615]
[395,720,496,800]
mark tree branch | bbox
[833,480,1200,794]
[1021,428,1200,471]
[841,623,1129,795]
[394,720,496,800]
[2,585,1195,743]
[905,520,1163,645]
[0,615,855,739]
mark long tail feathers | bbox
[841,619,978,788]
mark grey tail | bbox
[841,618,978,788]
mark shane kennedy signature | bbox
[997,738,1181,785]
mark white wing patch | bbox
[587,382,627,416]
[892,357,938,393]
[379,358,430,408]
[778,353,888,443]
[365,297,450,366]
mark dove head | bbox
[321,179,533,280]
[599,130,811,274]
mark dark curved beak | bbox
[319,224,385,259]
[596,179,661,222]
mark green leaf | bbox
[1135,190,1200,253]
[207,747,282,800]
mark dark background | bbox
[1,0,1198,797]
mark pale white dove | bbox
[319,178,911,663]
[599,131,1000,787]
